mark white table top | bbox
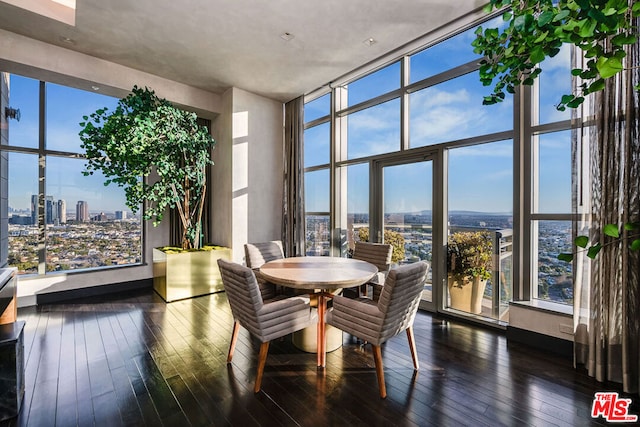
[259,256,377,290]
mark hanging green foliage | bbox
[79,86,216,250]
[472,0,640,110]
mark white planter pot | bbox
[447,275,487,314]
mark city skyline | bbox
[9,194,135,217]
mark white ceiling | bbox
[0,0,484,102]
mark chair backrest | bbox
[217,258,264,338]
[244,241,285,268]
[353,241,393,272]
[376,261,429,343]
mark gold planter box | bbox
[153,247,232,302]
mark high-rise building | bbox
[30,194,38,225]
[46,196,59,224]
[115,210,126,220]
[58,199,66,224]
[92,212,107,222]
[76,201,89,223]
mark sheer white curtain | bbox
[574,12,640,393]
[282,96,305,257]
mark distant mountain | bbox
[448,210,512,216]
[350,210,513,216]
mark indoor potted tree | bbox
[447,230,493,314]
[79,86,229,302]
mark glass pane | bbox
[45,156,141,272]
[382,161,433,302]
[536,131,571,213]
[534,220,572,305]
[537,44,572,125]
[304,169,329,213]
[447,140,513,320]
[345,163,369,252]
[347,98,400,159]
[304,122,330,167]
[345,62,400,107]
[410,72,513,148]
[7,152,39,275]
[4,74,39,148]
[304,93,330,123]
[410,27,480,83]
[46,82,119,153]
[305,215,330,256]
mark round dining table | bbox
[259,256,378,368]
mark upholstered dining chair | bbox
[326,261,429,398]
[218,258,317,393]
[351,241,393,298]
[244,240,285,300]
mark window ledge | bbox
[510,300,573,317]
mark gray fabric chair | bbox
[244,240,285,300]
[326,261,429,398]
[351,241,393,298]
[218,258,317,393]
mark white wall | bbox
[509,301,574,341]
[211,87,284,263]
[211,89,234,253]
[0,30,282,305]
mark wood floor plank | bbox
[74,312,96,427]
[165,374,212,427]
[1,288,637,427]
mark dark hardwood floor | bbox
[1,288,637,427]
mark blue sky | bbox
[6,75,129,213]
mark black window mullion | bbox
[37,81,46,275]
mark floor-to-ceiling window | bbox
[304,93,331,256]
[447,140,513,320]
[527,44,575,306]
[2,72,142,276]
[302,15,584,324]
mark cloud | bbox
[409,84,513,147]
[346,100,400,158]
[542,43,571,72]
[348,100,399,131]
[537,130,572,149]
[449,140,513,158]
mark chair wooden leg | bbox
[406,326,419,370]
[227,321,241,363]
[372,345,387,399]
[254,342,270,393]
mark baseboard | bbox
[506,325,573,358]
[35,279,153,305]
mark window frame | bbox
[3,75,144,277]
[301,15,589,319]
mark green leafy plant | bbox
[557,222,640,261]
[79,86,215,250]
[357,227,406,263]
[447,231,494,286]
[472,0,640,110]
